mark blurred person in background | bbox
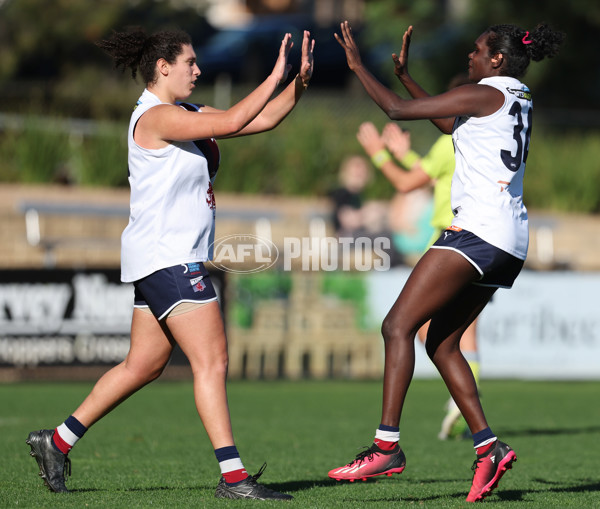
[359,124,435,264]
[356,74,480,441]
[329,155,387,238]
[328,154,404,266]
[331,20,563,502]
[26,25,314,501]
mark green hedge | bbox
[0,118,128,187]
[525,130,600,213]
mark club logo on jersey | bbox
[206,181,216,211]
[190,276,206,292]
[181,262,203,275]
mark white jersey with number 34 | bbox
[451,76,532,260]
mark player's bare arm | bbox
[139,34,294,145]
[336,21,503,133]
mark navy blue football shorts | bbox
[133,262,218,320]
[430,228,524,288]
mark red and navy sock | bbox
[214,445,248,485]
[52,415,88,455]
[374,424,400,451]
[472,427,497,454]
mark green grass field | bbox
[2,378,599,508]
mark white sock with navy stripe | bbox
[53,415,87,454]
[472,427,497,452]
[374,424,400,450]
[215,445,248,484]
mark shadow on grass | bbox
[267,477,465,497]
[493,480,600,502]
[268,480,477,503]
[64,477,600,505]
[498,425,600,437]
[259,478,340,492]
[530,478,600,494]
[269,477,600,503]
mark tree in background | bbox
[360,0,598,111]
[0,0,215,118]
[0,0,597,113]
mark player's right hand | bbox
[334,21,363,71]
[272,32,293,84]
[392,26,413,79]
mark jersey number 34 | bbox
[501,102,532,172]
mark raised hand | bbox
[382,123,411,160]
[334,20,363,71]
[392,26,413,79]
[299,30,315,86]
[356,122,385,156]
[272,32,293,83]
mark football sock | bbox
[52,415,88,455]
[472,427,497,453]
[476,442,495,455]
[215,445,248,485]
[374,424,400,450]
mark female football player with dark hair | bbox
[329,21,563,502]
[27,26,314,501]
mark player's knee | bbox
[425,336,461,364]
[146,364,166,383]
[191,349,229,375]
[216,351,229,373]
[381,315,408,344]
[124,359,167,385]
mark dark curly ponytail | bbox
[96,27,192,85]
[486,23,565,79]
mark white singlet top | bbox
[120,89,216,283]
[450,76,532,260]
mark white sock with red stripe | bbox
[52,415,87,455]
[374,424,400,450]
[472,427,497,454]
[215,446,248,484]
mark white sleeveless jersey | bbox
[450,76,532,260]
[121,89,216,283]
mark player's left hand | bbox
[334,21,363,71]
[299,30,315,86]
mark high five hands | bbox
[299,30,315,87]
[392,26,413,79]
[272,30,315,87]
[335,20,414,79]
[334,21,363,71]
[271,32,293,84]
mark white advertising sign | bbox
[366,268,600,380]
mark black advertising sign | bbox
[0,269,224,367]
